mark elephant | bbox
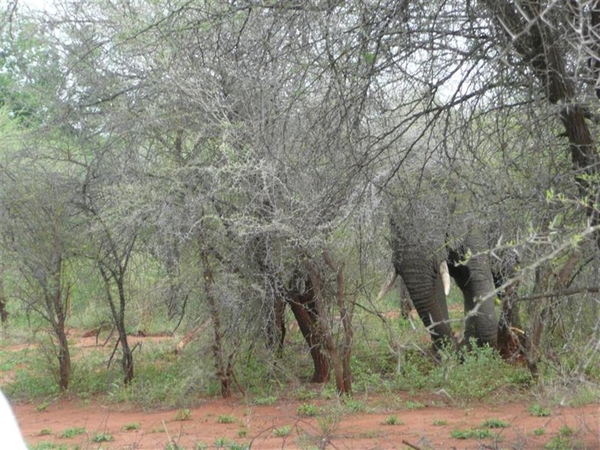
[388,182,498,350]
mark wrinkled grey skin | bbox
[389,187,498,350]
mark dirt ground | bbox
[12,395,600,449]
[4,330,600,449]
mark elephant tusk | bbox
[440,260,451,296]
[509,326,525,336]
[377,268,397,301]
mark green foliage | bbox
[293,387,317,401]
[558,425,574,437]
[174,409,192,421]
[252,395,277,405]
[108,346,210,408]
[451,428,495,439]
[544,435,581,450]
[122,422,141,431]
[36,401,50,412]
[216,414,236,424]
[28,443,69,450]
[405,400,425,410]
[91,432,112,443]
[534,428,546,436]
[59,427,86,438]
[343,398,366,413]
[529,404,551,417]
[481,418,510,428]
[432,419,448,426]
[272,425,292,437]
[382,415,403,425]
[297,403,319,417]
[213,437,231,447]
[397,344,532,401]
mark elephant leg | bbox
[397,258,454,349]
[448,237,498,348]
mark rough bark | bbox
[304,258,346,395]
[323,251,353,395]
[199,232,231,398]
[287,277,330,383]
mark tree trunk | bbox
[324,251,353,395]
[0,265,7,324]
[271,294,286,358]
[116,276,134,385]
[304,258,347,395]
[54,288,71,392]
[57,329,71,392]
[199,233,231,398]
[287,283,330,383]
[497,281,525,362]
[98,265,134,385]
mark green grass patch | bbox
[28,443,69,450]
[544,436,581,450]
[252,395,277,405]
[122,422,141,431]
[481,418,510,428]
[344,398,366,413]
[92,432,113,442]
[216,414,236,424]
[272,425,292,437]
[405,400,425,410]
[297,403,319,417]
[59,426,86,438]
[530,404,551,417]
[451,428,495,439]
[174,409,192,421]
[382,415,403,425]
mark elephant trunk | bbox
[448,232,498,348]
[395,256,454,349]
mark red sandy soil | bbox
[3,329,600,449]
[12,395,600,449]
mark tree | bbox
[0,138,80,391]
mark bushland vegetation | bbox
[0,0,598,411]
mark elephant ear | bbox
[439,261,451,296]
